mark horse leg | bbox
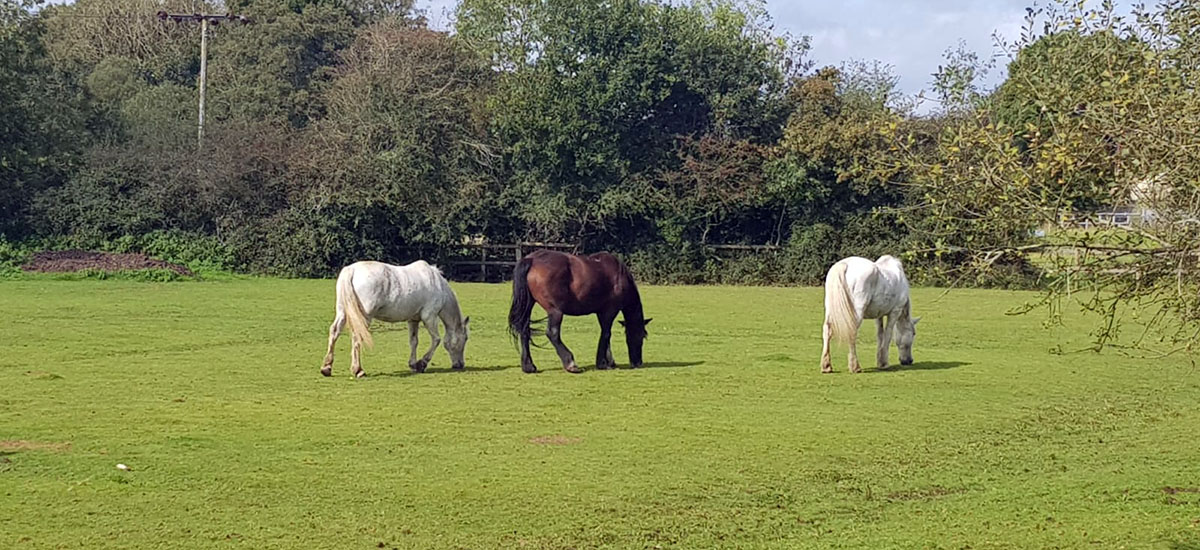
[519,327,537,374]
[876,316,895,370]
[321,313,344,377]
[595,311,616,370]
[407,320,422,372]
[350,332,366,379]
[847,325,862,374]
[546,310,581,373]
[412,315,440,373]
[820,320,834,373]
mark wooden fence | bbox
[446,242,578,281]
[401,242,784,282]
[395,242,577,282]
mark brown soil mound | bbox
[22,250,193,276]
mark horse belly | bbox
[861,289,903,320]
[563,281,611,316]
[360,286,430,323]
[559,300,599,316]
[371,300,426,323]
[861,302,889,320]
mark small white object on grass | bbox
[116,463,129,471]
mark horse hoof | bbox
[410,360,428,373]
[630,363,642,369]
[320,366,332,377]
[821,368,833,374]
[354,370,366,379]
[564,363,583,374]
[522,365,538,374]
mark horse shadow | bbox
[370,365,519,378]
[507,360,706,373]
[365,361,703,377]
[635,361,704,370]
[868,361,971,373]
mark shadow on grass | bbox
[364,361,704,378]
[868,361,971,373]
[369,365,519,378]
[635,361,704,370]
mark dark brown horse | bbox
[508,250,650,373]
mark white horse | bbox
[820,255,920,373]
[321,260,470,378]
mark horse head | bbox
[896,316,919,365]
[445,316,470,370]
[619,318,651,367]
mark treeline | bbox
[2,0,1197,310]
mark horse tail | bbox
[824,261,859,345]
[508,256,537,345]
[337,265,373,349]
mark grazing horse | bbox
[508,250,650,374]
[321,260,470,378]
[820,255,920,373]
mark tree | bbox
[41,0,199,83]
[285,21,500,258]
[762,63,910,272]
[893,0,1200,352]
[456,0,803,244]
[207,0,358,128]
[0,0,90,238]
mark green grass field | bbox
[2,280,1199,549]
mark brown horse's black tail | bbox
[508,256,541,345]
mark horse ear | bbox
[464,316,470,327]
[644,318,652,326]
[912,317,921,326]
[619,320,626,327]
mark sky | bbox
[415,0,1054,101]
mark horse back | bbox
[346,259,448,321]
[853,255,909,318]
[523,250,630,315]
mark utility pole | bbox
[157,11,252,150]
[198,16,207,148]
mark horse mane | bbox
[429,264,465,326]
[617,260,644,320]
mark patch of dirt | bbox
[21,250,192,276]
[0,440,72,452]
[886,485,966,501]
[528,435,582,446]
[1163,487,1200,495]
[1163,487,1200,505]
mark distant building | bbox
[1078,175,1166,228]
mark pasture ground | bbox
[1,280,1198,549]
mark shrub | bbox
[0,238,34,278]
